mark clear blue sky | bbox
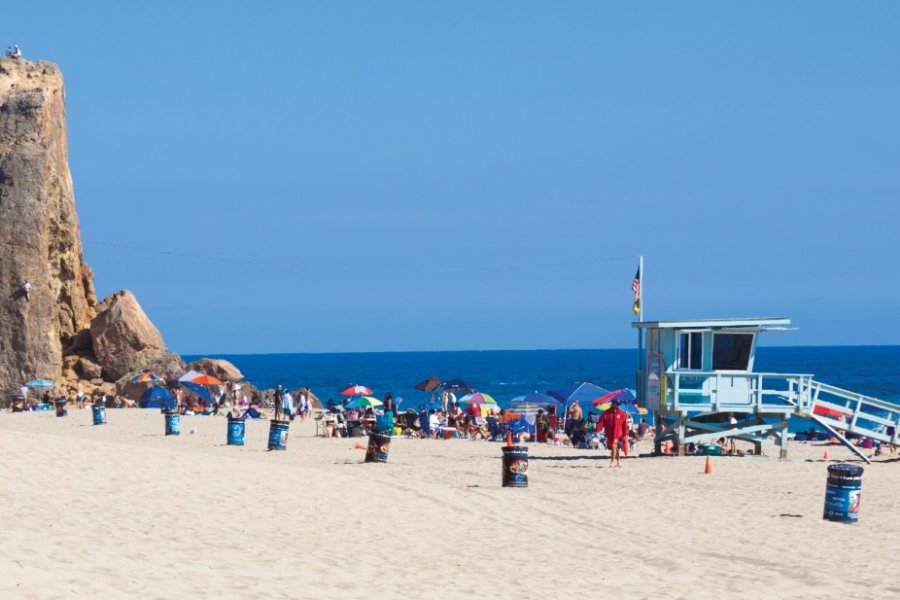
[6,2,899,353]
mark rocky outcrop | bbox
[90,290,167,381]
[186,358,243,383]
[0,58,97,396]
[0,57,253,402]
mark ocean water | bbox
[185,345,900,409]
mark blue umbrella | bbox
[24,379,54,388]
[548,382,611,405]
[181,381,212,402]
[510,391,557,406]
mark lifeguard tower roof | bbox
[632,317,790,330]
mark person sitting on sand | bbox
[243,404,265,419]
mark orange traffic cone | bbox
[663,440,671,455]
[704,455,712,474]
[354,441,366,450]
[823,450,829,460]
[506,432,513,448]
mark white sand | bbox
[1,409,898,599]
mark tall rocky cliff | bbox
[0,57,246,402]
[0,58,97,395]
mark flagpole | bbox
[636,254,644,405]
[639,254,644,323]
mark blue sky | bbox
[5,2,899,353]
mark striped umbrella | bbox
[459,392,497,405]
[131,372,163,384]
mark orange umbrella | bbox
[191,375,223,386]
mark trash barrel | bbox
[267,419,290,451]
[227,416,246,446]
[502,445,529,488]
[824,463,863,523]
[164,409,180,436]
[365,432,391,463]
[91,404,106,425]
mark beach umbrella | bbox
[590,388,637,408]
[439,379,473,392]
[181,381,212,403]
[340,384,373,397]
[459,392,497,405]
[131,372,163,384]
[191,374,223,386]
[345,396,383,409]
[548,382,611,405]
[24,379,54,388]
[510,392,557,406]
[415,376,442,392]
[178,369,202,382]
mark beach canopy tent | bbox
[415,376,442,392]
[139,386,174,409]
[24,379,54,388]
[181,381,212,402]
[548,382,611,405]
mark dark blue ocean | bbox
[185,346,900,411]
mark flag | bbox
[632,266,640,314]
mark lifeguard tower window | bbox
[677,331,702,370]
[712,333,753,371]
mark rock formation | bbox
[90,290,167,381]
[186,358,244,383]
[0,58,96,396]
[0,57,248,401]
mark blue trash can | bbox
[164,410,180,436]
[502,446,529,488]
[91,405,106,425]
[824,463,863,523]
[267,419,290,451]
[227,417,245,446]
[365,432,391,463]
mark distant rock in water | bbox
[0,57,239,400]
[0,58,96,395]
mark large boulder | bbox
[0,58,97,397]
[186,358,243,383]
[90,290,167,381]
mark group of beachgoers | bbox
[315,391,654,466]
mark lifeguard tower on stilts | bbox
[633,317,900,463]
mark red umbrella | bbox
[340,384,373,396]
[192,375,223,386]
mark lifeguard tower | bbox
[634,317,900,463]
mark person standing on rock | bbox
[21,280,31,300]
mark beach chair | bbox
[313,410,326,436]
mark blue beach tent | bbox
[139,386,174,409]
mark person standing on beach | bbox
[282,388,294,421]
[599,400,628,467]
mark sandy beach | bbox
[0,409,897,599]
